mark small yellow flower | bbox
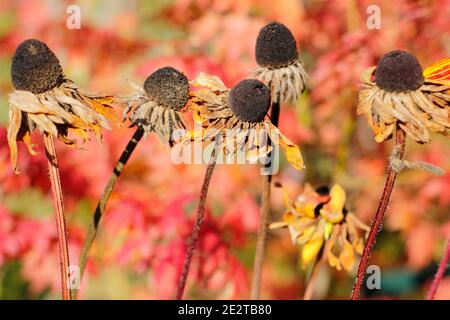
[357,51,450,144]
[8,39,117,173]
[179,73,305,170]
[270,184,369,271]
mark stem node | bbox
[351,127,406,300]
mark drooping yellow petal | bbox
[353,238,365,255]
[324,226,341,270]
[90,124,103,141]
[22,131,38,156]
[267,123,305,170]
[281,141,305,170]
[327,251,342,271]
[302,203,316,219]
[89,97,118,124]
[63,110,88,130]
[302,236,324,265]
[71,127,90,141]
[324,222,333,240]
[374,123,395,143]
[423,58,450,85]
[339,241,355,271]
[329,184,346,213]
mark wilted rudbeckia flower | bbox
[78,67,190,285]
[357,51,450,144]
[182,73,304,170]
[269,184,328,243]
[271,184,369,271]
[124,66,189,146]
[177,75,304,299]
[253,22,309,105]
[8,39,116,173]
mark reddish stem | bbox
[351,128,406,300]
[43,133,71,300]
[427,238,450,300]
[250,176,272,299]
[176,152,217,300]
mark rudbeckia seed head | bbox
[375,50,424,92]
[144,67,189,111]
[229,79,270,123]
[255,22,298,69]
[11,39,64,94]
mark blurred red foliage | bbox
[0,0,448,299]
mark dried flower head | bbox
[255,22,298,69]
[11,39,64,94]
[270,184,369,271]
[8,39,117,173]
[253,22,309,105]
[180,73,304,170]
[229,79,271,123]
[375,50,424,92]
[143,67,189,111]
[358,51,450,143]
[124,67,189,146]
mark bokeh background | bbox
[0,0,449,299]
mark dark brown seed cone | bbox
[229,79,270,123]
[11,39,64,94]
[144,67,189,111]
[375,50,424,92]
[255,22,298,69]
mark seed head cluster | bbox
[229,79,270,123]
[375,50,424,92]
[143,67,189,111]
[11,39,64,94]
[255,22,298,69]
